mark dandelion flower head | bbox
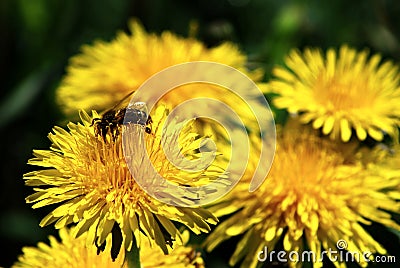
[205,125,400,268]
[267,45,400,142]
[13,227,204,268]
[24,106,224,258]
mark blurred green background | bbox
[1,0,399,267]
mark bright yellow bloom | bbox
[13,227,125,268]
[13,228,204,268]
[56,19,265,120]
[56,19,268,168]
[267,45,400,142]
[204,126,400,268]
[24,106,224,258]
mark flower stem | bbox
[126,244,140,268]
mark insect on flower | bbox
[91,91,153,141]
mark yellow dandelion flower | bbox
[56,19,265,119]
[267,45,400,142]
[204,127,400,268]
[24,106,223,259]
[13,228,204,268]
[13,227,125,268]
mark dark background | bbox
[1,0,399,267]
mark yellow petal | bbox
[265,226,277,241]
[322,116,335,135]
[313,117,325,129]
[367,127,384,141]
[340,118,352,142]
[326,49,336,78]
[355,124,367,140]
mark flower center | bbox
[261,135,348,219]
[315,73,376,111]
